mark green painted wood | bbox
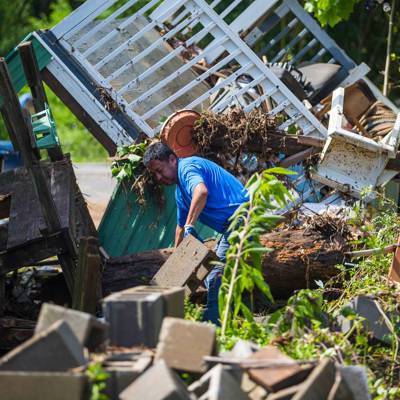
[0,33,53,107]
[98,182,218,257]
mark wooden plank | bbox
[6,162,75,248]
[72,237,101,314]
[248,346,311,392]
[0,231,68,273]
[279,147,318,168]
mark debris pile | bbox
[0,284,385,399]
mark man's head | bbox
[143,142,178,185]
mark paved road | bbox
[73,163,116,227]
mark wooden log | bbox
[102,231,344,300]
[102,248,174,296]
[259,228,345,298]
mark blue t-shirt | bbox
[176,156,249,233]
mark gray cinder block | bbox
[118,286,185,318]
[35,303,109,350]
[0,320,86,372]
[155,317,216,373]
[103,350,153,400]
[338,295,393,344]
[151,235,215,295]
[189,364,249,399]
[293,359,336,400]
[0,371,88,400]
[119,360,192,400]
[337,365,370,400]
[103,291,164,347]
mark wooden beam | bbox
[72,236,101,315]
[0,231,68,273]
[279,147,319,168]
[18,41,64,162]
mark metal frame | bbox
[50,0,327,139]
[32,31,135,148]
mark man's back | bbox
[176,156,249,233]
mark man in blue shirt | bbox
[143,142,249,324]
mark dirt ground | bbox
[73,163,116,227]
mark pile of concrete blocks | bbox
[0,287,373,399]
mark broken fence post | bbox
[72,236,101,315]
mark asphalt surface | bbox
[73,163,116,227]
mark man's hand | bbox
[183,225,203,242]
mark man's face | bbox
[147,155,178,185]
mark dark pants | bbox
[202,231,230,325]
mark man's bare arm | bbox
[185,183,208,227]
[175,225,184,248]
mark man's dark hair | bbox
[143,142,176,167]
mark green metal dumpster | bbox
[98,183,218,257]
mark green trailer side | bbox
[98,183,218,257]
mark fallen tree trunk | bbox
[102,228,346,299]
[260,228,346,298]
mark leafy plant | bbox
[219,167,295,336]
[303,0,361,27]
[110,141,165,206]
[111,142,147,183]
[86,362,110,400]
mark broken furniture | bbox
[0,43,97,311]
[312,87,400,200]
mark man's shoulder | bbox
[178,156,211,171]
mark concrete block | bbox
[35,303,109,350]
[337,365,370,400]
[119,359,192,400]
[189,364,249,400]
[103,350,153,400]
[266,384,302,400]
[292,359,336,400]
[248,385,268,400]
[0,371,88,400]
[328,373,354,400]
[103,291,164,347]
[241,372,258,393]
[155,317,216,373]
[248,346,311,392]
[151,235,215,295]
[0,320,86,371]
[118,286,185,318]
[338,295,393,344]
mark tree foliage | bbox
[304,0,360,27]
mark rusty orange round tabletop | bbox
[160,110,200,158]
